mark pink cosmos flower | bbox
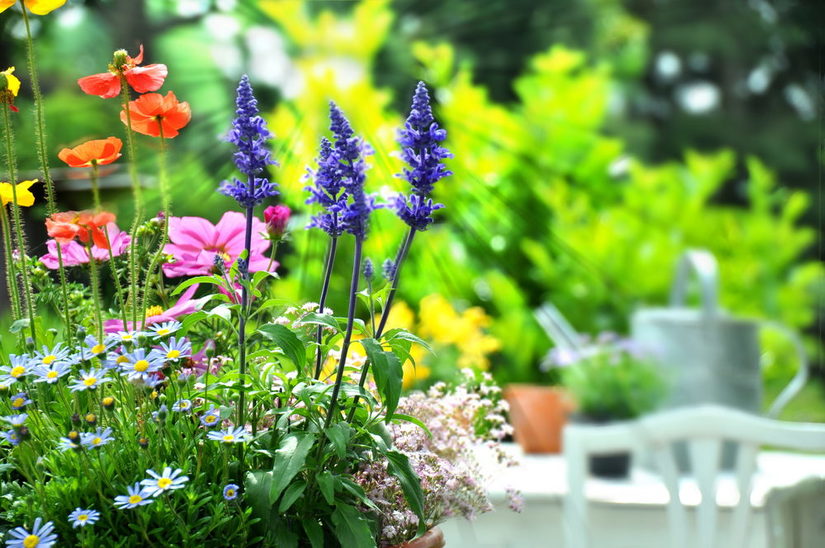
[103,283,201,333]
[40,223,130,269]
[162,211,276,277]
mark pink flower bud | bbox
[263,204,290,239]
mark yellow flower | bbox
[0,180,40,207]
[0,0,66,15]
[0,67,20,97]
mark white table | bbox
[440,444,825,548]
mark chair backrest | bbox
[563,405,825,548]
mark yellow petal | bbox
[0,180,39,207]
[1,67,21,98]
[24,0,66,15]
[0,1,17,15]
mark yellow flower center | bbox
[204,415,217,424]
[92,344,106,354]
[156,328,170,336]
[158,478,172,489]
[42,355,57,365]
[121,334,133,340]
[23,535,39,548]
[10,366,25,377]
[92,437,102,445]
[133,360,149,373]
[128,494,143,504]
[12,398,24,407]
[46,371,58,379]
[77,514,88,521]
[223,434,235,442]
[225,488,235,497]
[167,350,181,359]
[103,397,114,406]
[83,377,97,386]
[145,305,164,318]
[116,356,129,364]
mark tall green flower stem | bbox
[119,77,144,327]
[324,237,363,428]
[313,236,338,378]
[0,206,22,320]
[20,5,71,344]
[1,100,36,343]
[140,128,170,329]
[85,242,104,339]
[236,198,255,430]
[92,164,127,330]
[348,227,416,421]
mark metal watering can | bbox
[631,249,808,419]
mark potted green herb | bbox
[553,333,666,478]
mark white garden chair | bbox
[563,405,825,548]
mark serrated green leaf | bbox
[278,479,306,513]
[303,519,325,548]
[325,422,352,459]
[386,450,426,535]
[259,324,306,373]
[361,338,403,420]
[331,503,376,548]
[316,471,335,505]
[269,432,315,505]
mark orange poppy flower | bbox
[58,137,123,168]
[120,91,191,138]
[46,210,116,249]
[77,45,168,99]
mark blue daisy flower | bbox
[199,406,221,428]
[113,483,154,509]
[68,508,100,528]
[0,354,32,387]
[69,369,112,392]
[140,467,189,496]
[10,392,32,410]
[32,361,71,384]
[148,321,182,339]
[119,349,164,383]
[172,399,193,413]
[207,426,250,444]
[5,517,58,547]
[223,483,240,500]
[80,427,114,449]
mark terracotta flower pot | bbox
[504,384,574,454]
[390,527,446,548]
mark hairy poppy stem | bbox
[20,5,70,345]
[119,77,144,328]
[94,163,127,331]
[1,99,36,343]
[325,237,363,429]
[0,207,22,321]
[140,129,170,330]
[313,236,338,379]
[85,242,104,340]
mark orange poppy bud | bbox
[58,137,123,168]
[77,45,168,99]
[120,91,191,138]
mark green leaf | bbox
[171,276,223,296]
[361,338,403,420]
[316,471,335,505]
[382,327,433,352]
[278,479,307,513]
[244,470,274,528]
[325,423,352,459]
[269,432,316,505]
[298,312,340,332]
[331,503,376,548]
[302,519,325,548]
[259,324,307,373]
[390,413,433,438]
[386,450,426,535]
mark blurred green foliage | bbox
[0,1,821,401]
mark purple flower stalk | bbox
[305,137,347,237]
[219,75,279,208]
[393,82,452,230]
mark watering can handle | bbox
[764,322,809,419]
[669,249,719,318]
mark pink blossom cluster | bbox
[355,369,520,546]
